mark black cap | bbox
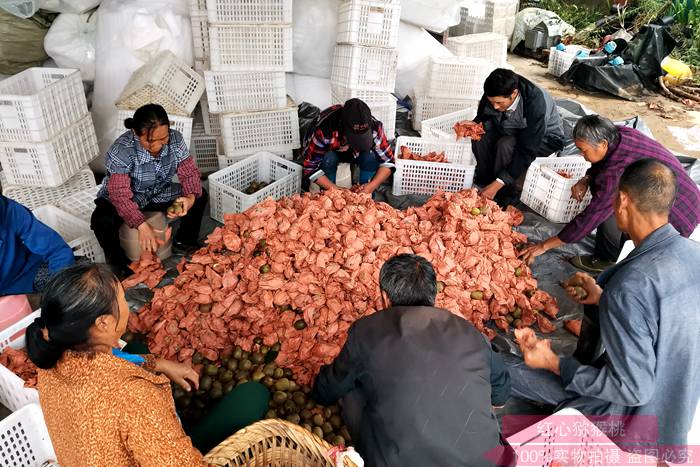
[341,98,373,151]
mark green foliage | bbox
[539,0,606,30]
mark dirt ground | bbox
[508,54,700,158]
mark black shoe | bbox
[494,185,521,209]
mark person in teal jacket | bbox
[0,195,74,295]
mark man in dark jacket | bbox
[0,195,74,295]
[312,254,514,467]
[473,69,565,206]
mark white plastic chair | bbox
[0,403,57,467]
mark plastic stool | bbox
[118,211,173,262]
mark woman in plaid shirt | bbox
[91,104,206,278]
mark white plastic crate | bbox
[395,136,475,165]
[190,8,210,61]
[444,33,508,67]
[198,97,221,136]
[413,94,478,132]
[0,114,98,187]
[421,108,479,140]
[33,205,105,262]
[206,0,292,24]
[0,167,95,211]
[56,185,101,223]
[330,85,390,104]
[209,25,293,72]
[116,50,205,116]
[115,109,193,148]
[520,156,592,223]
[422,56,496,100]
[220,102,300,158]
[393,136,476,196]
[0,311,40,413]
[0,403,57,467]
[337,0,401,48]
[0,68,87,143]
[208,151,301,222]
[548,45,591,78]
[331,44,398,93]
[191,124,221,174]
[458,15,516,36]
[203,71,287,114]
[218,150,292,170]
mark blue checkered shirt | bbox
[99,129,189,207]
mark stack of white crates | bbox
[115,50,204,169]
[0,67,105,261]
[449,0,519,38]
[193,0,299,171]
[331,0,401,141]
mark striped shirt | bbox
[98,130,202,228]
[558,126,700,243]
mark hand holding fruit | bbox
[571,176,589,202]
[167,194,195,219]
[561,272,602,305]
[156,358,199,392]
[514,328,560,374]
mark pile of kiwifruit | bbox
[171,338,351,446]
[243,181,270,195]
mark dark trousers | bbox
[90,191,207,269]
[594,215,628,262]
[472,124,563,189]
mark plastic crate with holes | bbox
[33,205,105,262]
[460,15,516,36]
[0,311,40,412]
[208,151,301,222]
[56,185,101,223]
[218,150,292,170]
[0,67,87,143]
[203,71,287,114]
[220,100,300,158]
[421,56,496,100]
[0,167,95,210]
[0,114,98,187]
[198,97,221,135]
[444,33,508,67]
[190,7,210,62]
[208,25,293,72]
[421,108,479,140]
[191,123,221,174]
[413,94,478,132]
[392,136,476,195]
[116,109,193,147]
[116,50,205,116]
[337,0,401,48]
[548,45,591,77]
[331,44,398,93]
[206,0,292,23]
[520,156,592,223]
[0,403,57,467]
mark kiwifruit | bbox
[286,413,301,424]
[274,378,290,391]
[200,375,213,391]
[273,368,284,379]
[239,359,253,371]
[293,319,307,330]
[250,352,264,364]
[251,370,265,382]
[312,414,324,426]
[470,291,484,300]
[204,364,219,377]
[272,391,288,404]
[312,427,324,439]
[331,435,345,446]
[233,346,243,360]
[321,422,333,435]
[219,369,234,383]
[329,414,343,430]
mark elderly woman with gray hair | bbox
[520,114,700,273]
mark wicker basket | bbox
[204,419,357,467]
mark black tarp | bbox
[559,25,677,100]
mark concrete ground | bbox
[508,53,700,159]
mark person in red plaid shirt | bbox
[91,104,206,278]
[302,98,395,195]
